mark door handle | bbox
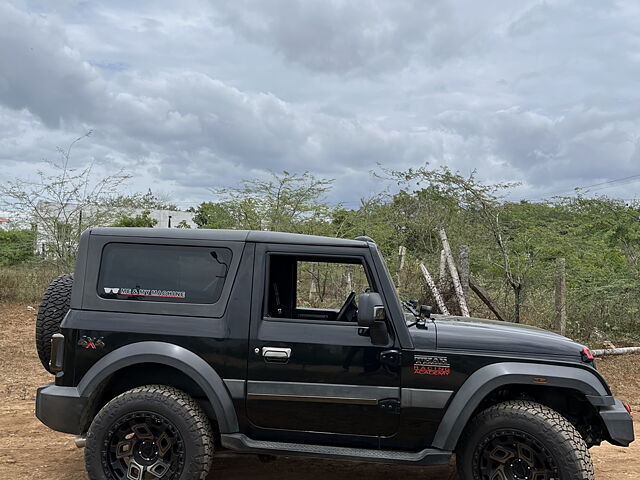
[262,347,291,362]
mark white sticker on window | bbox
[117,288,186,299]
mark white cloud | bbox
[212,0,523,76]
[0,3,107,127]
[1,0,640,208]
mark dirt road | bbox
[1,303,638,479]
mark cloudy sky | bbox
[1,0,640,208]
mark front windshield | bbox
[372,245,404,310]
[372,246,420,324]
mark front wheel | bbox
[85,385,213,480]
[456,400,595,480]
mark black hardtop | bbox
[89,227,369,248]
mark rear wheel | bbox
[85,385,213,480]
[456,400,595,480]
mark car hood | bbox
[412,315,586,359]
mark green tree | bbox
[0,131,130,270]
[203,171,335,233]
[0,229,35,266]
[111,210,158,228]
[108,189,177,211]
[382,165,530,321]
[192,201,236,229]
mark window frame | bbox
[262,250,379,326]
[82,234,244,318]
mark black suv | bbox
[35,228,633,480]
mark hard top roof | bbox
[90,227,370,248]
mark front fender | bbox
[431,362,608,451]
[77,341,239,433]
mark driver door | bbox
[246,244,401,445]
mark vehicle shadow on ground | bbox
[210,455,458,480]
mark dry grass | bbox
[0,264,60,303]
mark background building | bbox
[32,203,196,256]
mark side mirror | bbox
[357,292,385,327]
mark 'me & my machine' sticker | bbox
[104,287,186,299]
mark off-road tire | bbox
[85,385,214,480]
[457,400,595,480]
[35,273,73,373]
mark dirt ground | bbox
[1,302,638,479]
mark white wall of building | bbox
[33,205,197,255]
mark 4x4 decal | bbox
[413,355,450,376]
[78,336,105,350]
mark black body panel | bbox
[245,243,401,446]
[36,384,87,435]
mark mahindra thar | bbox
[34,228,634,480]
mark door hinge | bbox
[378,398,401,414]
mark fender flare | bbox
[77,341,239,433]
[431,362,608,451]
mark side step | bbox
[220,434,451,466]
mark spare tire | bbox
[36,273,74,373]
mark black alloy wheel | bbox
[85,385,213,480]
[475,429,558,480]
[457,400,595,480]
[104,411,184,479]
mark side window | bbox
[265,255,371,322]
[98,243,232,304]
[296,261,369,309]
